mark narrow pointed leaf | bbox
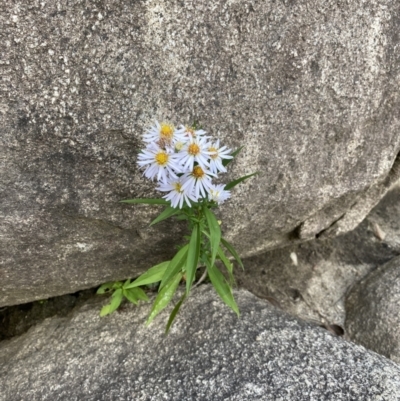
[222,146,244,167]
[100,288,123,317]
[120,198,169,205]
[134,287,150,302]
[165,293,186,334]
[125,261,170,289]
[202,230,210,240]
[203,206,221,268]
[146,273,182,326]
[124,288,149,304]
[217,246,234,286]
[217,246,233,274]
[221,237,244,269]
[225,172,258,191]
[123,288,138,304]
[207,264,239,317]
[150,206,180,226]
[186,224,201,294]
[160,244,189,289]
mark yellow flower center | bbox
[208,146,218,160]
[155,151,169,166]
[188,143,200,156]
[173,182,183,193]
[160,123,174,142]
[193,166,205,179]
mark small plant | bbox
[97,121,257,332]
[97,280,149,316]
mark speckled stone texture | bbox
[1,286,400,401]
[234,184,400,329]
[346,255,400,364]
[2,0,400,306]
[363,183,400,252]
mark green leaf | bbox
[123,287,149,304]
[202,230,210,240]
[175,214,189,221]
[186,224,201,294]
[123,288,138,304]
[160,244,189,289]
[203,206,221,268]
[207,263,239,317]
[120,198,169,205]
[100,305,112,317]
[100,288,123,317]
[217,246,234,285]
[146,273,182,325]
[96,282,115,294]
[150,206,180,226]
[134,287,150,301]
[124,261,170,289]
[217,246,233,274]
[165,293,186,334]
[221,237,244,269]
[224,172,258,191]
[222,146,244,167]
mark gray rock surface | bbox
[346,255,400,364]
[234,185,400,329]
[365,183,400,252]
[2,0,400,306]
[1,286,400,401]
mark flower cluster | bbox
[137,121,232,208]
[101,121,255,326]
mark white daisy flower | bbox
[156,177,198,209]
[181,165,215,200]
[178,136,216,172]
[207,139,233,175]
[208,184,231,205]
[143,121,186,149]
[137,143,182,182]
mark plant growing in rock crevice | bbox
[97,121,257,332]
